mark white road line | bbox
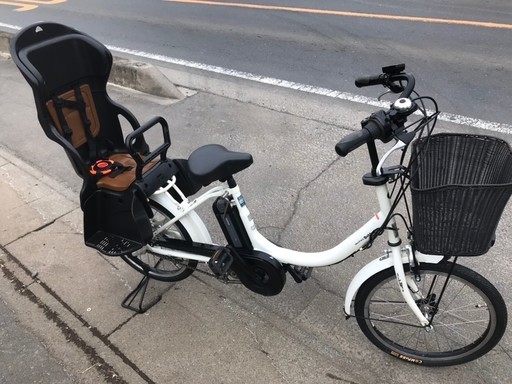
[0,22,21,30]
[2,19,509,135]
[109,46,512,135]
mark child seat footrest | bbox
[86,231,143,256]
[83,188,153,257]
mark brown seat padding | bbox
[46,84,100,148]
[47,84,158,192]
[96,153,157,192]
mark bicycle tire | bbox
[121,200,198,282]
[354,262,507,366]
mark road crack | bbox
[277,157,341,244]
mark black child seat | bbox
[10,22,180,256]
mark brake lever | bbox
[387,79,405,94]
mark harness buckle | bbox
[90,159,116,175]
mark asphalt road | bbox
[0,0,511,128]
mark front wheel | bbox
[354,262,507,366]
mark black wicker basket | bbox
[410,133,512,256]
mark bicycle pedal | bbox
[287,265,313,283]
[208,247,234,276]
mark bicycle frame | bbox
[146,163,443,327]
[151,181,388,266]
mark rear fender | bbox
[149,192,212,243]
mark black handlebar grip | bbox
[335,129,371,157]
[354,74,385,88]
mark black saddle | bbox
[187,144,253,186]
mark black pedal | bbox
[286,265,313,283]
[208,247,234,276]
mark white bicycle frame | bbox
[146,141,444,327]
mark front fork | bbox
[377,183,431,328]
[390,244,431,327]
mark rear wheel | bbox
[354,262,507,366]
[121,201,198,282]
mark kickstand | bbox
[121,273,161,313]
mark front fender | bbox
[344,251,444,317]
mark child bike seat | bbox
[10,22,179,255]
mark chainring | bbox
[231,250,286,296]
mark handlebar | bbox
[335,129,371,157]
[354,74,386,88]
[336,117,386,157]
[336,64,418,158]
[355,64,415,99]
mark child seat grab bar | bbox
[125,116,171,180]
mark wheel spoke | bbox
[121,202,198,282]
[354,262,506,366]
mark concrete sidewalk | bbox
[0,146,372,384]
[0,44,511,384]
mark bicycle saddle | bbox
[187,144,253,186]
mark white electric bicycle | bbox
[117,64,510,367]
[10,23,508,368]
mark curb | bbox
[110,57,183,99]
[0,30,183,100]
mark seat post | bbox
[227,176,237,188]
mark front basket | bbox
[410,133,512,256]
